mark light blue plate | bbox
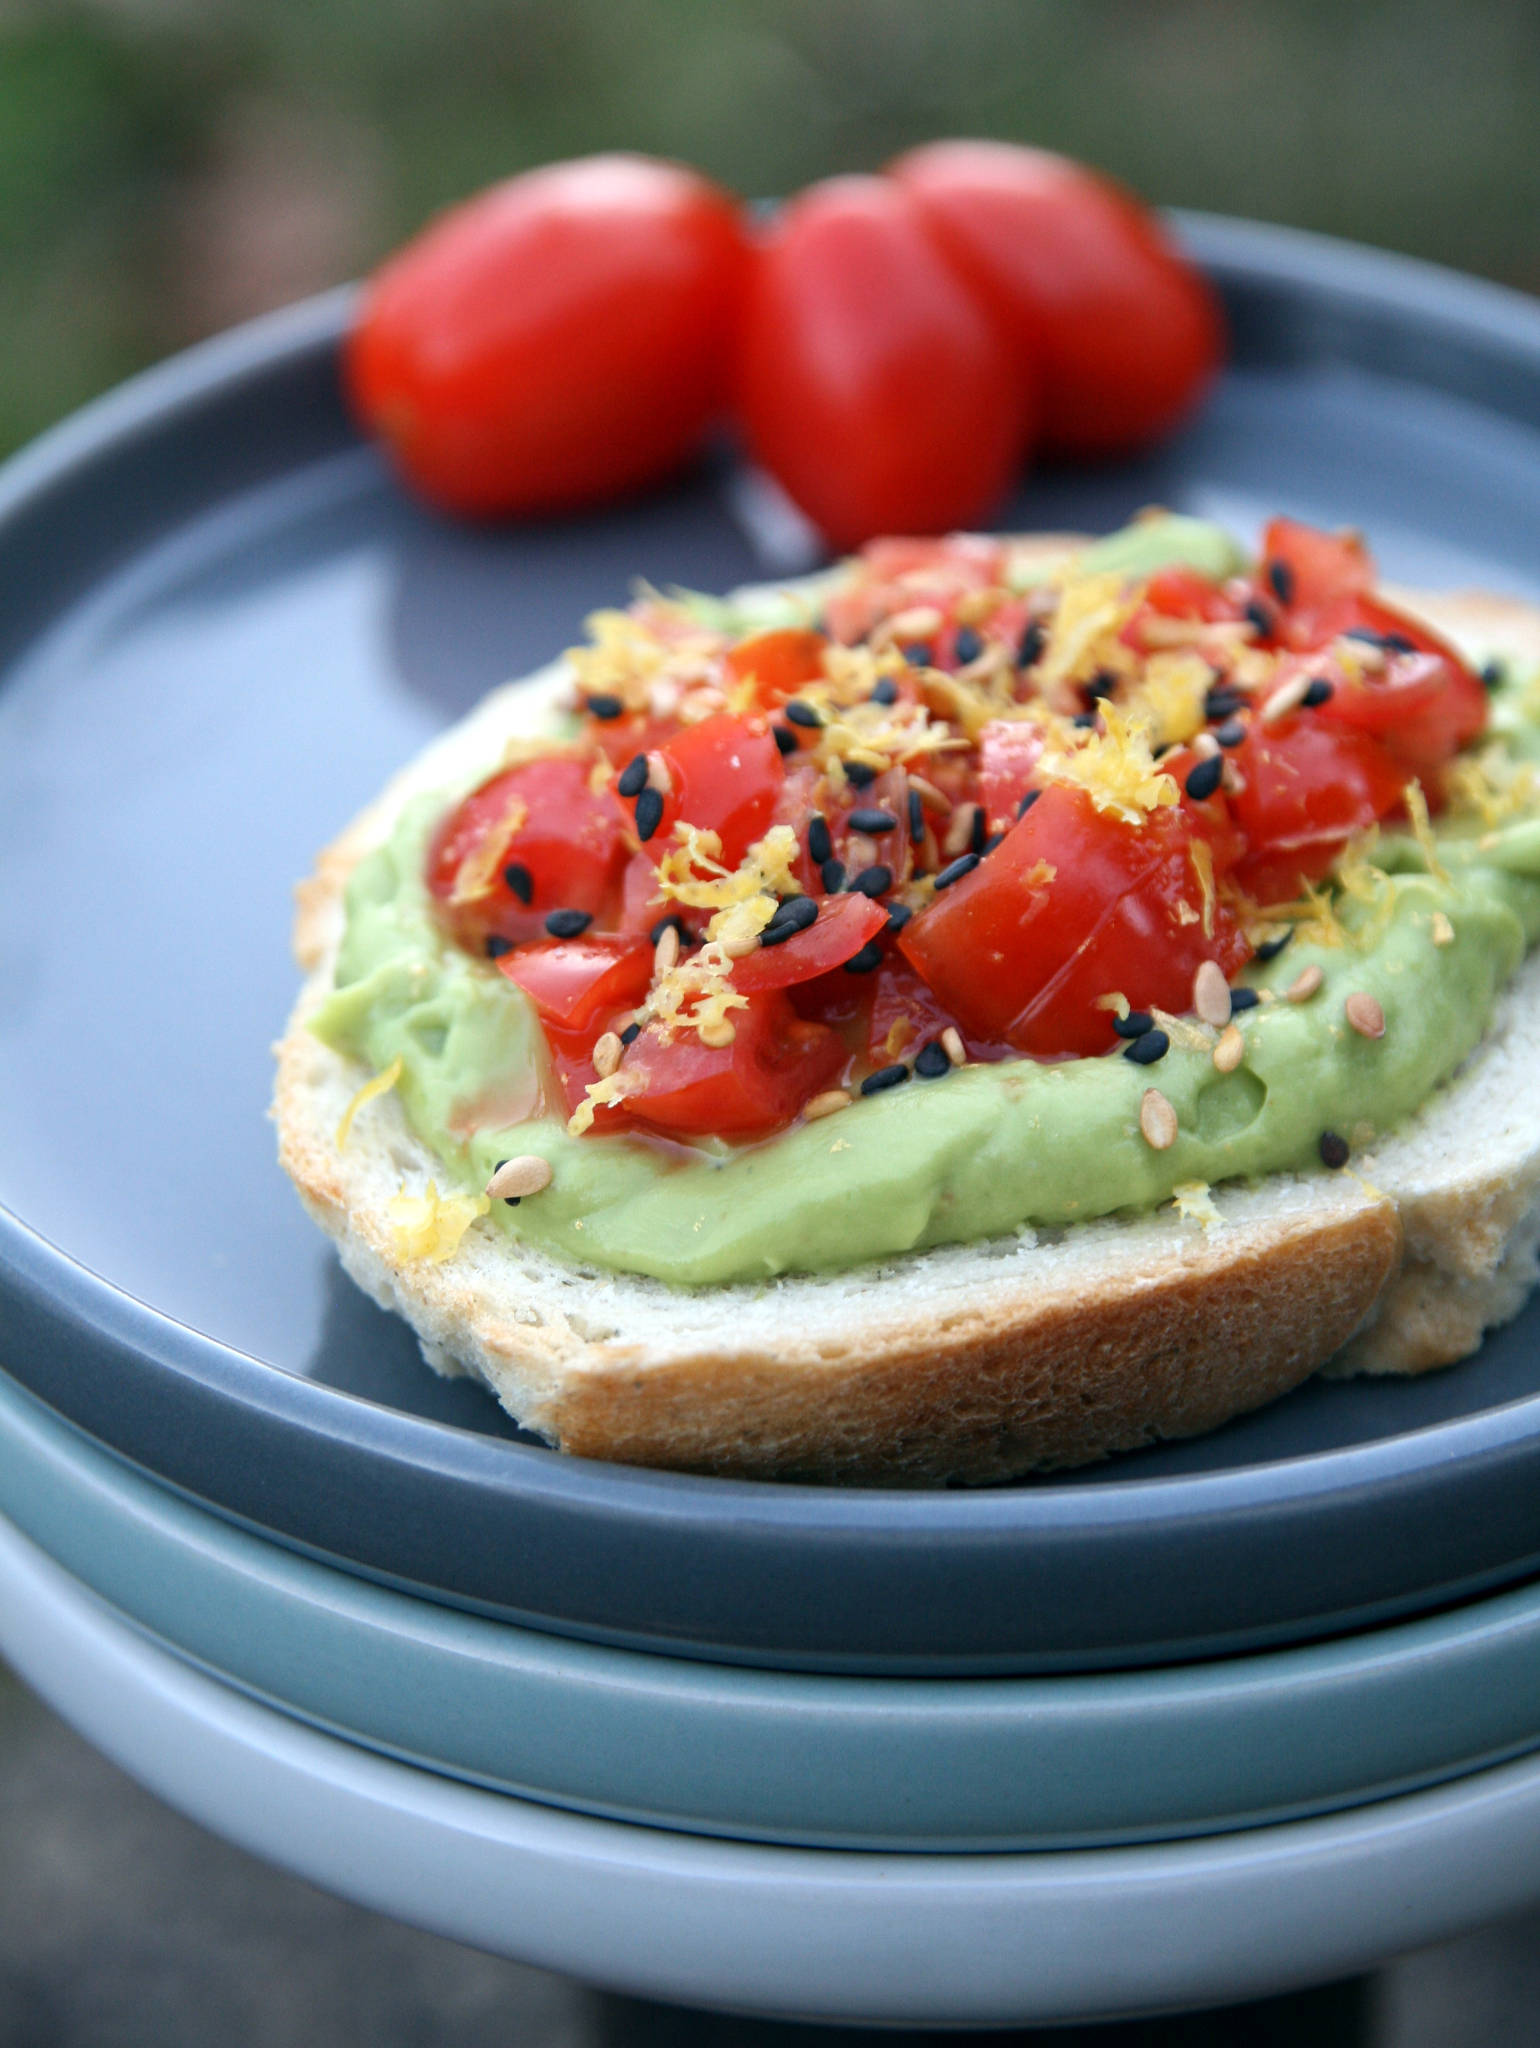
[6,1366,1540,1851]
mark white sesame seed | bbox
[653,924,681,978]
[1191,731,1221,760]
[592,1031,623,1078]
[1345,991,1386,1039]
[485,1155,552,1200]
[645,750,673,798]
[1140,1088,1178,1150]
[1212,1023,1245,1073]
[941,1027,967,1067]
[803,1088,852,1121]
[1286,964,1324,1003]
[697,1016,737,1049]
[1261,671,1312,725]
[1193,959,1232,1028]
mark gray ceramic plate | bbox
[9,1502,1540,2027]
[7,1367,1540,1852]
[7,217,1540,1674]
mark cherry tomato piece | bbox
[1229,715,1409,906]
[617,995,846,1139]
[495,935,653,1033]
[731,893,888,993]
[899,784,1249,1056]
[427,754,631,953]
[737,176,1032,550]
[890,140,1223,457]
[1259,517,1374,632]
[652,712,785,871]
[347,154,749,517]
[977,719,1047,834]
[723,628,828,710]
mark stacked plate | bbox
[8,217,1540,2027]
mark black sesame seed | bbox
[761,896,819,945]
[1229,987,1260,1012]
[984,831,1006,853]
[586,692,624,721]
[1112,1011,1154,1039]
[1018,619,1045,668]
[860,1062,910,1094]
[772,724,798,757]
[1215,718,1246,748]
[649,914,688,946]
[914,1039,951,1079]
[1384,631,1417,655]
[820,858,847,893]
[1255,931,1292,962]
[503,861,533,903]
[545,908,592,938]
[902,642,933,666]
[1319,1130,1350,1169]
[619,1022,642,1044]
[1266,559,1295,605]
[969,804,987,855]
[934,853,980,890]
[844,941,885,975]
[808,814,833,866]
[1185,754,1224,802]
[1482,659,1506,692]
[1205,684,1246,721]
[1072,711,1098,729]
[784,699,822,729]
[484,935,513,959]
[1301,677,1334,708]
[616,754,649,798]
[1123,1028,1170,1065]
[870,676,900,705]
[884,902,913,935]
[1245,598,1275,638]
[1085,669,1118,703]
[1017,788,1041,818]
[953,625,984,665]
[844,760,878,788]
[848,807,899,835]
[635,786,664,841]
[908,789,925,843]
[1342,626,1388,649]
[851,864,892,898]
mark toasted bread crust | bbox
[271,567,1540,1483]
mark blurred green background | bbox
[3,0,1539,458]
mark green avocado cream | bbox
[309,518,1540,1287]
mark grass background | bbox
[1,0,1538,458]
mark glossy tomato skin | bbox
[737,176,1033,550]
[654,712,785,871]
[891,140,1223,457]
[1229,714,1409,906]
[617,995,846,1139]
[347,154,749,517]
[722,628,828,710]
[426,754,632,953]
[899,784,1249,1056]
[730,893,887,993]
[495,935,653,1032]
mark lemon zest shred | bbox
[1403,780,1449,884]
[566,1068,646,1137]
[1037,573,1139,692]
[336,1055,403,1151]
[387,1181,490,1263]
[450,794,527,904]
[1038,701,1179,824]
[1189,838,1216,939]
[1170,1181,1221,1227]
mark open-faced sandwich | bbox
[274,512,1540,1483]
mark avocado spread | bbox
[309,518,1540,1286]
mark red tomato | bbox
[1259,517,1373,633]
[495,936,652,1032]
[426,754,631,952]
[723,628,828,709]
[731,894,888,993]
[899,785,1249,1055]
[977,720,1046,834]
[864,958,1012,1066]
[1229,715,1409,905]
[736,176,1033,549]
[654,712,785,870]
[616,995,846,1139]
[346,154,749,516]
[890,140,1223,457]
[1310,602,1485,786]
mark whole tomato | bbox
[890,140,1223,457]
[346,154,749,516]
[736,175,1033,550]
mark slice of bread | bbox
[273,571,1540,1485]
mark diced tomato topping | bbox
[1260,516,1374,633]
[496,935,653,1033]
[616,995,846,1139]
[731,893,888,993]
[652,711,785,870]
[723,627,828,709]
[977,719,1046,833]
[899,784,1249,1056]
[1229,714,1409,906]
[427,753,632,954]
